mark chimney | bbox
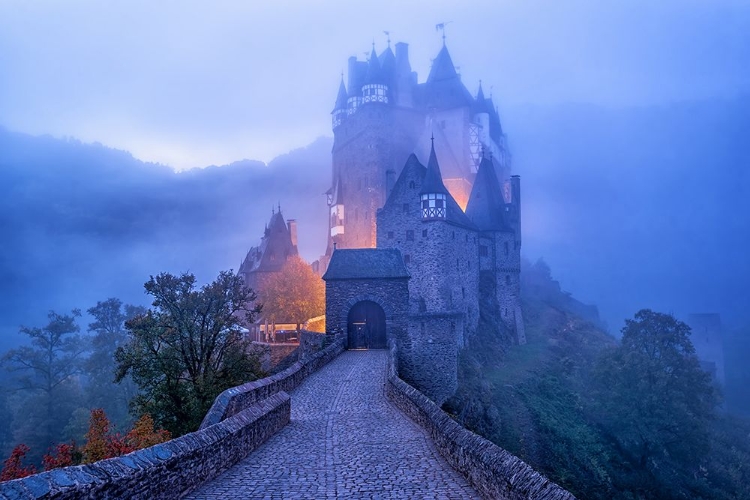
[386,169,396,200]
[395,42,411,73]
[287,219,298,249]
[347,56,358,95]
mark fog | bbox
[0,4,748,351]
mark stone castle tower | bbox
[317,40,510,272]
[320,38,524,404]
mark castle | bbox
[320,39,524,403]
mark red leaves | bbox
[42,443,77,471]
[0,444,37,481]
[1,409,172,481]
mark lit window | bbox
[420,193,447,219]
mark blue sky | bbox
[1,0,748,169]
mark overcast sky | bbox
[1,0,749,169]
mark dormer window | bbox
[420,193,447,219]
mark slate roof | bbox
[322,249,410,280]
[420,139,451,196]
[365,47,383,84]
[333,77,348,112]
[422,44,474,109]
[466,155,509,231]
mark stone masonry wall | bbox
[401,312,463,405]
[385,342,576,500]
[0,393,290,500]
[324,278,409,348]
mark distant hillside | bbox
[0,129,331,351]
[1,95,748,351]
[504,96,750,331]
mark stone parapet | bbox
[385,342,576,500]
[0,393,290,500]
[200,335,345,429]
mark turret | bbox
[420,138,450,220]
[329,176,345,239]
[362,46,389,105]
[332,76,348,130]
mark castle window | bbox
[452,231,455,239]
[465,235,468,242]
[462,287,465,298]
[387,231,394,239]
[421,322,425,334]
[456,259,459,270]
[409,181,415,189]
[468,260,471,269]
[406,230,414,241]
[404,254,411,264]
[479,245,488,257]
[504,241,509,256]
[420,193,447,219]
[422,229,427,238]
[506,275,511,285]
[403,203,409,213]
[358,178,362,190]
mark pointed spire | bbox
[427,44,458,83]
[477,81,485,101]
[365,45,382,83]
[333,74,348,111]
[466,154,507,231]
[333,175,344,205]
[420,137,450,196]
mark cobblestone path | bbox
[187,350,479,499]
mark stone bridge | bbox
[0,337,575,499]
[188,350,477,499]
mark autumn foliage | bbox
[0,409,170,481]
[0,444,37,481]
[257,256,325,328]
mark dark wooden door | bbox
[347,301,386,349]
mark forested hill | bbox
[1,94,749,352]
[0,129,330,352]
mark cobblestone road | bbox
[187,350,479,499]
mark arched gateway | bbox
[322,248,410,350]
[347,300,386,349]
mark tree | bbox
[2,310,87,460]
[0,444,36,481]
[85,298,145,428]
[257,256,325,330]
[592,309,720,498]
[115,271,264,435]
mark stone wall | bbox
[400,312,462,405]
[385,342,576,500]
[324,278,409,349]
[200,335,345,429]
[0,393,290,500]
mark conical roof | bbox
[466,153,508,231]
[332,76,348,112]
[423,44,474,109]
[427,45,458,83]
[472,82,493,115]
[365,46,383,84]
[379,46,396,80]
[332,175,344,205]
[420,138,450,196]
